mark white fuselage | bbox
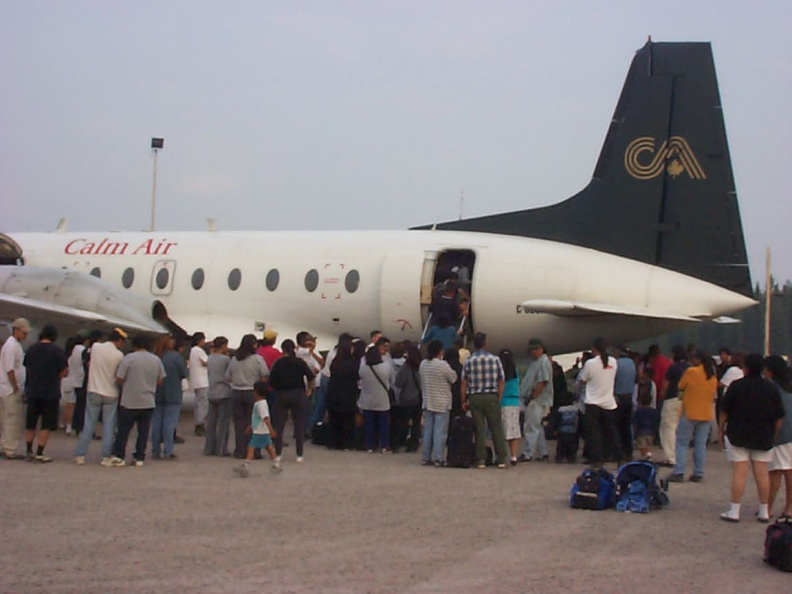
[9,230,755,354]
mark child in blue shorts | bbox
[234,381,280,477]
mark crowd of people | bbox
[1,316,790,521]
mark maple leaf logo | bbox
[666,159,684,177]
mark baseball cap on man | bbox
[263,329,278,341]
[12,318,31,333]
[527,338,545,350]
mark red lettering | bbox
[64,239,86,255]
[132,239,154,255]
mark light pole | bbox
[150,137,164,231]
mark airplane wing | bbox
[0,293,168,336]
[520,300,701,322]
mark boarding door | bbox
[378,249,427,343]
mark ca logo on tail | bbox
[624,136,707,180]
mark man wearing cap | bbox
[74,328,126,466]
[0,318,31,459]
[256,329,282,370]
[23,324,68,462]
[519,338,554,462]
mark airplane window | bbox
[122,267,135,289]
[90,267,101,278]
[266,268,279,291]
[192,268,205,290]
[156,267,169,290]
[228,268,242,291]
[304,269,319,293]
[345,269,360,293]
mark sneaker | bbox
[433,461,444,467]
[476,462,486,469]
[295,456,304,463]
[35,454,53,463]
[233,464,250,478]
[100,457,114,467]
[4,452,21,460]
[133,460,144,467]
[166,454,178,460]
[689,475,703,483]
[719,511,740,523]
[538,455,550,463]
[667,473,684,483]
[421,460,432,466]
[381,449,392,454]
[516,454,532,463]
[108,456,126,467]
[271,460,282,472]
[74,455,85,466]
[497,463,507,469]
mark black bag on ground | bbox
[764,516,792,572]
[311,422,331,447]
[570,468,616,510]
[447,415,476,468]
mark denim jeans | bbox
[362,409,390,450]
[75,392,118,458]
[422,410,450,463]
[673,414,711,478]
[307,375,330,430]
[150,403,181,456]
[522,399,548,458]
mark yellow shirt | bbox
[678,365,717,421]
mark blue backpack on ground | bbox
[570,468,616,510]
[614,461,669,513]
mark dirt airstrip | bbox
[1,414,788,593]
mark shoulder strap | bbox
[368,364,390,394]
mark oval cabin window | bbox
[266,269,280,292]
[191,268,205,290]
[345,269,360,293]
[228,268,242,291]
[156,267,170,290]
[121,267,135,289]
[304,269,319,293]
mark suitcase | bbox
[570,468,616,510]
[447,415,476,468]
[764,516,792,572]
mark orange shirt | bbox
[679,365,717,421]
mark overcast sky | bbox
[1,1,790,285]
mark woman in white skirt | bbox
[766,355,792,519]
[499,350,521,465]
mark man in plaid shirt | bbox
[461,332,509,468]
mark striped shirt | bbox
[419,359,458,412]
[462,350,504,394]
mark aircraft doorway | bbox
[421,249,476,345]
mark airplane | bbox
[0,40,756,355]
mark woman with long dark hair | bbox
[326,339,358,449]
[578,338,622,467]
[499,349,521,464]
[227,334,269,458]
[766,355,792,519]
[668,351,718,483]
[358,341,393,453]
[268,339,314,463]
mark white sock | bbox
[758,503,769,518]
[728,502,741,518]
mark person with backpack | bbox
[392,343,423,453]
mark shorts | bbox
[249,433,273,449]
[501,406,521,440]
[25,399,59,431]
[61,388,76,405]
[770,442,792,471]
[635,434,655,450]
[727,442,773,463]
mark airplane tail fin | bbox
[414,41,752,296]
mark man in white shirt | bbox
[74,329,126,466]
[189,332,209,436]
[0,318,31,459]
[296,331,324,435]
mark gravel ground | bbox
[1,414,789,593]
